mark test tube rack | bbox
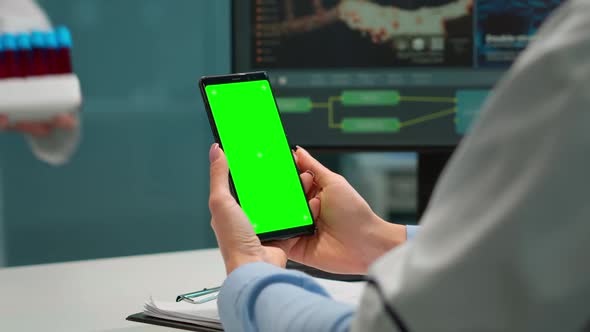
[1,26,81,122]
[0,74,82,122]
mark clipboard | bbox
[126,313,223,332]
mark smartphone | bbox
[199,71,315,242]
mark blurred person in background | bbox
[1,0,79,165]
[0,0,80,266]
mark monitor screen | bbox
[232,0,563,150]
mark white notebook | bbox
[143,278,366,331]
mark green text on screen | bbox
[205,80,312,234]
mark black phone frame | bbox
[199,71,316,242]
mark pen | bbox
[176,286,221,304]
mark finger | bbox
[0,115,8,129]
[309,197,320,221]
[295,146,335,186]
[10,122,51,137]
[209,143,232,198]
[265,237,298,255]
[53,113,77,129]
[300,171,315,195]
[308,186,320,200]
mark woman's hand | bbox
[208,143,288,274]
[0,113,77,137]
[277,147,407,275]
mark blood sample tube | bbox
[0,35,7,79]
[44,31,59,74]
[16,33,33,77]
[31,31,49,76]
[2,34,20,78]
[55,26,73,74]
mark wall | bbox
[0,0,230,266]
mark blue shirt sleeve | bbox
[218,262,354,332]
[406,225,419,240]
[218,226,418,331]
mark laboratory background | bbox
[4,1,587,331]
[0,0,422,267]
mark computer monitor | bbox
[232,0,563,151]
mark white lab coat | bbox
[352,0,590,331]
[0,0,80,165]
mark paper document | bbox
[143,277,366,331]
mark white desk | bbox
[0,249,227,332]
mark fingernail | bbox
[209,143,220,162]
[305,170,315,178]
[296,145,307,154]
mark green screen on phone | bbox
[204,79,313,235]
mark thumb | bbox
[265,237,299,255]
[209,143,231,197]
[295,146,337,186]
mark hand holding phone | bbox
[200,71,315,242]
[208,143,295,274]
